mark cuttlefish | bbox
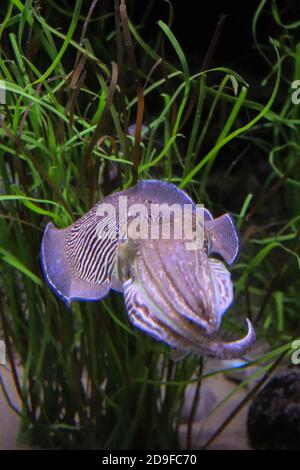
[41,180,255,359]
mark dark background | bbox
[41,0,297,214]
[131,0,268,74]
[70,0,274,77]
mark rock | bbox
[247,369,300,450]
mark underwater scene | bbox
[0,0,300,453]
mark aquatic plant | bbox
[0,0,298,449]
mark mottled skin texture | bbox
[41,180,256,359]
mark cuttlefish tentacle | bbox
[123,277,193,351]
[194,319,256,359]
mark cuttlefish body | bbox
[41,180,255,359]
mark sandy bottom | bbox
[0,361,251,450]
[0,365,25,450]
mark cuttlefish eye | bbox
[41,180,255,359]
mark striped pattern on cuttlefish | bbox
[41,180,255,359]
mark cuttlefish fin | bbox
[123,277,191,351]
[206,213,239,265]
[202,207,213,222]
[41,218,117,305]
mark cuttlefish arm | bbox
[121,235,255,359]
[124,275,255,360]
[124,278,254,360]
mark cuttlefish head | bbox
[41,180,255,359]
